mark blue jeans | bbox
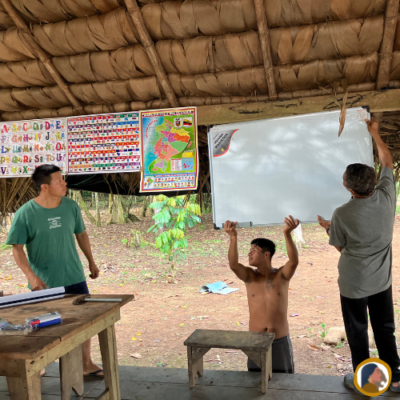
[64,281,89,295]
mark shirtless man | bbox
[224,216,299,373]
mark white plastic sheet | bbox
[208,108,374,228]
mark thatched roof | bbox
[0,0,400,218]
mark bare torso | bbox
[245,267,289,339]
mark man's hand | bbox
[283,215,299,234]
[29,275,48,291]
[224,220,238,237]
[89,262,100,279]
[317,215,331,230]
[365,117,380,139]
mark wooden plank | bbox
[184,330,275,351]
[59,345,84,399]
[6,370,41,400]
[99,325,121,400]
[186,346,196,389]
[197,89,400,126]
[0,294,133,358]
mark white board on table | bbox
[208,107,374,228]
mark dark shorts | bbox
[64,281,89,295]
[248,334,295,374]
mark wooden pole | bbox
[0,0,85,115]
[253,0,277,100]
[376,0,399,90]
[123,0,179,108]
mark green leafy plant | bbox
[319,323,329,339]
[335,342,345,349]
[0,243,11,251]
[147,195,201,282]
[307,327,314,338]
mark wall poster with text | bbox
[0,118,67,178]
[67,112,140,174]
[139,107,198,192]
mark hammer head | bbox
[72,295,91,305]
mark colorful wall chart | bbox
[67,112,140,174]
[0,118,67,178]
[139,107,198,192]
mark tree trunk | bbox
[107,195,128,224]
[76,191,97,226]
[141,196,148,217]
[91,192,95,208]
[108,194,113,215]
[95,192,101,227]
[126,196,140,222]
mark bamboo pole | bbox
[0,0,85,115]
[123,0,179,108]
[253,0,277,100]
[376,0,399,90]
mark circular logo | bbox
[354,358,392,397]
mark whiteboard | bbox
[208,107,374,228]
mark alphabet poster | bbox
[139,107,198,192]
[0,118,67,178]
[67,112,140,174]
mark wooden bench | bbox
[184,329,275,394]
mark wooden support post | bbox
[59,345,84,400]
[376,0,399,89]
[124,0,179,108]
[0,0,85,115]
[98,325,121,400]
[6,369,41,400]
[253,0,277,100]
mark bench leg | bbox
[59,344,84,399]
[261,350,272,394]
[196,356,203,378]
[187,346,197,389]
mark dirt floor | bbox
[1,207,400,377]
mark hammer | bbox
[73,295,123,305]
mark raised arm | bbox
[224,220,252,283]
[366,117,393,170]
[12,245,48,290]
[281,216,300,281]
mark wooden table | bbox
[0,294,133,400]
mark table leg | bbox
[59,344,84,399]
[7,370,41,400]
[99,325,121,400]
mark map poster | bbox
[67,112,140,174]
[139,107,198,192]
[0,118,67,178]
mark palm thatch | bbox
[0,0,400,218]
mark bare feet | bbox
[83,362,104,377]
[40,368,46,377]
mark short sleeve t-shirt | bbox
[7,197,86,288]
[329,167,395,299]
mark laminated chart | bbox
[139,107,198,192]
[67,112,140,174]
[0,118,67,178]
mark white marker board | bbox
[208,107,374,228]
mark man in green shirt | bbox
[7,164,103,377]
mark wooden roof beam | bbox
[0,0,85,115]
[376,0,399,89]
[254,0,277,100]
[124,0,179,108]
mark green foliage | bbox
[0,243,11,252]
[147,195,201,280]
[319,323,329,339]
